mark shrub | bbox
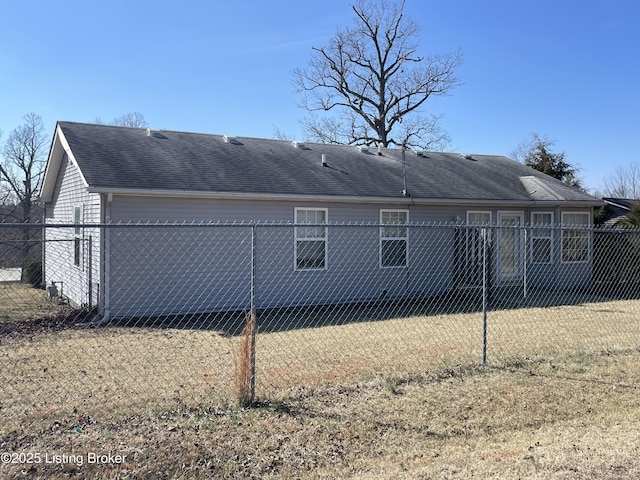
[23,257,43,287]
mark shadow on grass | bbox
[106,283,640,336]
[3,282,639,338]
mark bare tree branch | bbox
[600,163,640,199]
[273,126,293,141]
[111,112,148,128]
[1,113,47,223]
[294,0,462,149]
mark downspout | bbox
[79,192,112,327]
[102,192,112,322]
[41,203,47,288]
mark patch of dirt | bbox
[0,307,94,338]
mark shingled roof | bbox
[41,121,601,206]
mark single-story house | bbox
[39,121,602,319]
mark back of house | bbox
[38,122,602,319]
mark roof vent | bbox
[356,145,369,153]
[291,140,305,149]
[461,153,474,160]
[415,150,428,157]
[146,129,167,139]
[223,135,239,144]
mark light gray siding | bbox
[95,195,594,318]
[107,225,252,317]
[101,197,511,316]
[103,196,464,316]
[44,154,101,308]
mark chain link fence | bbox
[1,222,639,428]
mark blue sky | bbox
[1,0,638,193]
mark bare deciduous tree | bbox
[599,163,640,199]
[91,112,148,128]
[0,113,47,269]
[273,126,293,142]
[0,112,47,224]
[293,0,462,150]
[110,112,148,128]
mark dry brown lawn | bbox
[0,282,61,323]
[1,350,639,479]
[1,284,640,478]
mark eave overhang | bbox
[87,186,604,208]
[38,123,90,203]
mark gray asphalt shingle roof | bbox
[56,121,599,204]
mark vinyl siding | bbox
[107,225,251,317]
[100,196,592,317]
[102,196,487,316]
[44,153,101,307]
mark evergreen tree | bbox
[512,133,583,189]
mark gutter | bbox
[86,187,604,208]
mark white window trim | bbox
[380,209,409,269]
[294,207,328,271]
[560,211,591,264]
[466,210,492,225]
[530,211,554,265]
[496,211,525,280]
[73,204,84,269]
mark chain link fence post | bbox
[482,227,489,366]
[87,235,93,311]
[249,224,257,404]
[523,227,528,300]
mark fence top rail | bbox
[2,221,640,231]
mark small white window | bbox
[380,210,408,268]
[467,211,492,226]
[295,208,327,270]
[531,212,553,264]
[73,205,83,268]
[561,212,590,263]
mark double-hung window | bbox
[73,205,83,268]
[465,211,492,263]
[561,212,590,263]
[531,212,553,264]
[295,208,327,270]
[380,210,408,268]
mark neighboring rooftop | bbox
[41,121,602,206]
[601,197,640,227]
